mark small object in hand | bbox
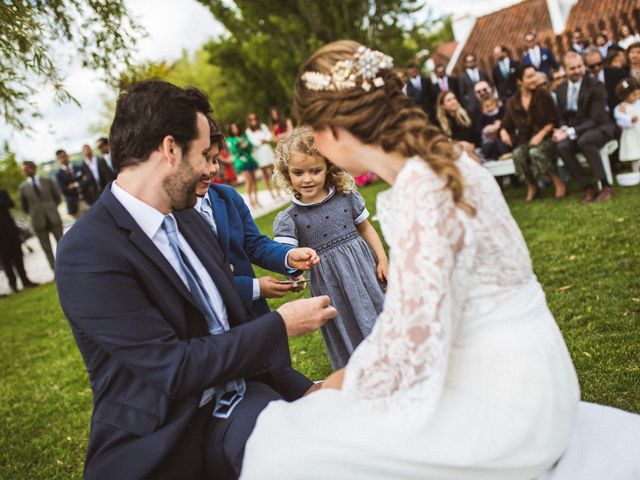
[277,279,309,287]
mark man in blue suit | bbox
[522,31,559,79]
[194,137,316,318]
[56,80,335,480]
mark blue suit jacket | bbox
[207,184,295,318]
[522,47,559,77]
[56,185,311,479]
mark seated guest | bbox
[606,48,627,69]
[553,52,616,203]
[522,31,559,78]
[626,42,640,80]
[459,53,491,113]
[436,90,481,161]
[404,62,435,121]
[594,31,618,58]
[617,24,640,50]
[195,126,315,318]
[432,63,459,98]
[501,64,565,202]
[479,96,510,160]
[583,47,627,113]
[492,45,519,104]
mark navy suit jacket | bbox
[56,185,311,479]
[206,184,295,318]
[522,47,559,77]
[55,165,83,215]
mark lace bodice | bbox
[342,153,534,424]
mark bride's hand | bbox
[322,368,345,390]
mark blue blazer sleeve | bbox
[235,275,256,311]
[230,188,294,275]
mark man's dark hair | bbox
[96,137,109,148]
[464,53,476,62]
[55,149,66,156]
[109,79,213,172]
[406,62,419,70]
[22,160,36,168]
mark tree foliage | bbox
[0,0,141,130]
[195,0,439,124]
[0,143,25,196]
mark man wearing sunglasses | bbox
[583,47,627,114]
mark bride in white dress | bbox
[241,41,639,479]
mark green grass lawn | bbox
[1,180,638,479]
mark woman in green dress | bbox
[227,122,260,209]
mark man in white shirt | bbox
[459,53,491,113]
[404,62,436,120]
[18,160,63,269]
[79,143,115,202]
[522,31,560,78]
[96,137,115,174]
[55,79,336,480]
[553,52,616,203]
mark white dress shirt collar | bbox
[111,181,166,240]
[292,185,336,206]
[410,75,422,90]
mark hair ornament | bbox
[301,46,393,92]
[622,80,630,88]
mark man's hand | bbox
[552,128,568,143]
[259,276,293,299]
[277,295,336,337]
[289,275,307,293]
[287,247,320,270]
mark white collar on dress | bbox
[291,185,336,206]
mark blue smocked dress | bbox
[273,187,385,369]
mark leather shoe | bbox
[595,186,614,202]
[580,187,597,204]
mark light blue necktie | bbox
[567,82,578,111]
[162,215,245,418]
[199,196,217,234]
[501,61,509,78]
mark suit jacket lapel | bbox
[207,188,230,255]
[101,187,201,315]
[174,209,248,327]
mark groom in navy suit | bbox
[56,80,335,480]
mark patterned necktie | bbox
[162,215,245,418]
[440,77,447,91]
[199,196,217,234]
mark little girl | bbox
[614,78,640,173]
[273,126,388,369]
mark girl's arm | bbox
[356,219,388,283]
[529,123,554,146]
[614,103,634,129]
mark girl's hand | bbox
[376,258,389,285]
[322,368,345,390]
[288,247,320,270]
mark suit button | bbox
[230,264,234,272]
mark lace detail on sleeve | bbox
[343,158,473,425]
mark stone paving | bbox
[0,190,290,297]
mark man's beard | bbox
[163,156,199,210]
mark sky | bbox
[2,0,521,164]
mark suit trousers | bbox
[36,218,63,269]
[0,246,28,290]
[556,129,609,188]
[205,380,283,479]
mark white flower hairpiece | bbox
[622,80,630,88]
[301,46,394,92]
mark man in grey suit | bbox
[19,161,63,269]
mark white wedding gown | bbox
[241,154,635,479]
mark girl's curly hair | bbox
[273,126,355,198]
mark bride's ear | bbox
[329,127,339,141]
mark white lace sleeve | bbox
[342,159,471,425]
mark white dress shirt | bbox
[466,68,480,83]
[528,46,541,68]
[29,175,41,189]
[409,75,422,91]
[112,181,229,329]
[85,156,101,184]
